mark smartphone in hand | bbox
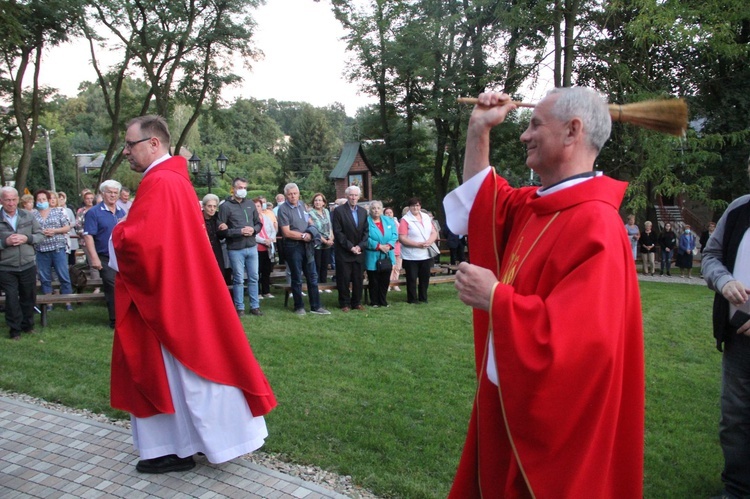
[729,310,750,329]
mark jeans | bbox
[660,249,672,273]
[720,333,750,497]
[285,241,320,311]
[37,247,73,295]
[228,246,260,311]
[98,254,116,328]
[0,266,37,336]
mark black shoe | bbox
[136,454,195,474]
[249,308,263,316]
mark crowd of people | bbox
[0,168,456,340]
[0,182,133,338]
[624,214,710,279]
[197,181,452,316]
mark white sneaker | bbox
[294,308,306,316]
[311,308,331,315]
[323,289,332,293]
[263,293,275,299]
[301,291,307,296]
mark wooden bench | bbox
[0,292,107,327]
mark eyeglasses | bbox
[123,137,152,150]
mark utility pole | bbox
[40,127,56,192]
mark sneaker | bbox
[392,286,401,292]
[249,308,263,316]
[263,293,275,299]
[294,308,307,316]
[323,289,332,293]
[65,304,73,311]
[311,307,331,315]
[301,291,307,296]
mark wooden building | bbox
[329,142,377,200]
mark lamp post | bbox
[188,152,228,193]
[39,127,56,192]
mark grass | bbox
[0,281,724,498]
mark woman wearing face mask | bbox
[33,189,74,310]
[676,224,697,278]
[202,194,231,284]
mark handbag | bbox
[427,242,440,258]
[376,253,393,272]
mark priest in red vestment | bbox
[111,115,276,474]
[443,88,644,498]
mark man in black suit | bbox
[332,185,369,311]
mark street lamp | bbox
[38,127,56,191]
[188,152,228,193]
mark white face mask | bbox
[235,188,247,199]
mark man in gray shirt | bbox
[277,183,330,316]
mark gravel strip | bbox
[0,388,379,498]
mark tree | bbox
[0,0,84,192]
[285,104,341,187]
[83,0,263,181]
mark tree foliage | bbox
[83,0,263,181]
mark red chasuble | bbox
[109,156,277,419]
[449,171,644,498]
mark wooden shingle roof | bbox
[329,142,377,179]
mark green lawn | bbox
[0,281,724,498]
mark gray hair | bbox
[368,200,383,214]
[345,185,361,196]
[99,179,122,194]
[202,193,219,205]
[0,186,18,198]
[547,87,611,153]
[283,183,299,194]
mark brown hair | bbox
[127,115,171,146]
[310,192,327,206]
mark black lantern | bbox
[188,152,228,193]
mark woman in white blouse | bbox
[398,197,438,304]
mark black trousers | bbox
[367,269,390,306]
[98,254,116,328]
[258,248,273,295]
[0,265,37,337]
[403,258,431,303]
[336,257,364,308]
[314,247,332,284]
